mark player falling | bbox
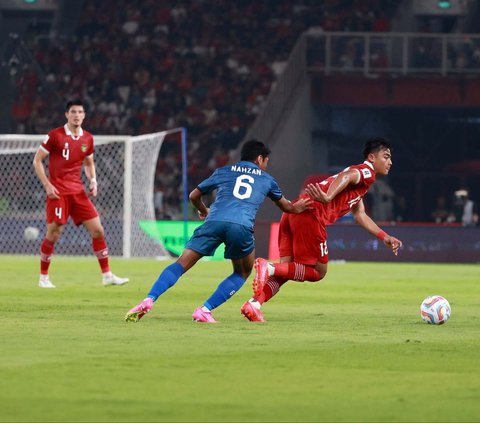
[241,137,403,322]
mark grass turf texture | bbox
[1,256,479,422]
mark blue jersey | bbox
[197,160,283,229]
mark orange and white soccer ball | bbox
[420,295,451,325]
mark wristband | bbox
[376,230,387,241]
[90,178,97,185]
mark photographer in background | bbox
[448,189,478,227]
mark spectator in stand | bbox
[12,0,400,217]
[448,189,478,227]
[431,195,450,223]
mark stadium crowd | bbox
[11,0,400,219]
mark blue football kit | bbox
[186,160,282,259]
[147,160,284,313]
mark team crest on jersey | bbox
[81,144,87,153]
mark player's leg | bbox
[74,192,128,286]
[82,216,129,286]
[242,259,290,322]
[149,248,203,299]
[271,212,328,283]
[250,212,293,297]
[242,213,292,321]
[243,215,328,321]
[125,248,203,322]
[39,195,69,288]
[195,251,253,323]
[126,221,219,322]
[39,221,65,288]
[193,222,253,323]
[258,213,327,285]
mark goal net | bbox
[0,131,174,258]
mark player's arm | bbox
[274,196,312,214]
[189,188,209,220]
[33,148,60,199]
[305,168,360,204]
[83,155,97,197]
[351,199,403,255]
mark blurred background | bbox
[0,0,479,260]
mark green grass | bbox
[1,256,479,422]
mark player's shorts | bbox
[186,220,254,260]
[278,211,328,265]
[46,191,98,226]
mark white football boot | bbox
[102,271,129,286]
[38,275,56,288]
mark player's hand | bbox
[45,183,60,199]
[292,197,313,213]
[384,235,403,256]
[197,208,209,220]
[305,183,329,204]
[89,179,98,197]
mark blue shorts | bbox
[185,220,254,259]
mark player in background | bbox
[241,137,403,322]
[125,140,312,323]
[33,99,129,288]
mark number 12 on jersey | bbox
[319,241,328,257]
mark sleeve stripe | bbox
[39,145,50,154]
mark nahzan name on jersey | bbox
[230,165,262,175]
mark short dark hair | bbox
[240,139,271,161]
[363,137,391,159]
[65,99,85,112]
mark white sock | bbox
[248,298,261,309]
[102,271,113,278]
[201,306,210,313]
[267,263,275,276]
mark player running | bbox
[241,137,403,322]
[33,99,128,288]
[125,139,312,323]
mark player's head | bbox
[65,99,85,112]
[363,137,392,176]
[65,99,86,127]
[241,139,271,170]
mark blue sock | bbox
[147,262,184,301]
[204,272,246,311]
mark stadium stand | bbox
[4,0,402,219]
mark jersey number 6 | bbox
[233,175,254,200]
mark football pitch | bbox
[1,256,479,422]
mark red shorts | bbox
[278,211,329,265]
[46,191,98,225]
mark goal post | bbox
[0,128,187,258]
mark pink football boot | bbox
[192,307,218,323]
[125,298,153,322]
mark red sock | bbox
[274,262,321,282]
[40,238,55,275]
[92,236,110,273]
[259,276,288,304]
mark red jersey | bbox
[39,124,94,195]
[302,162,376,225]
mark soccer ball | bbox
[420,295,451,325]
[24,226,40,241]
